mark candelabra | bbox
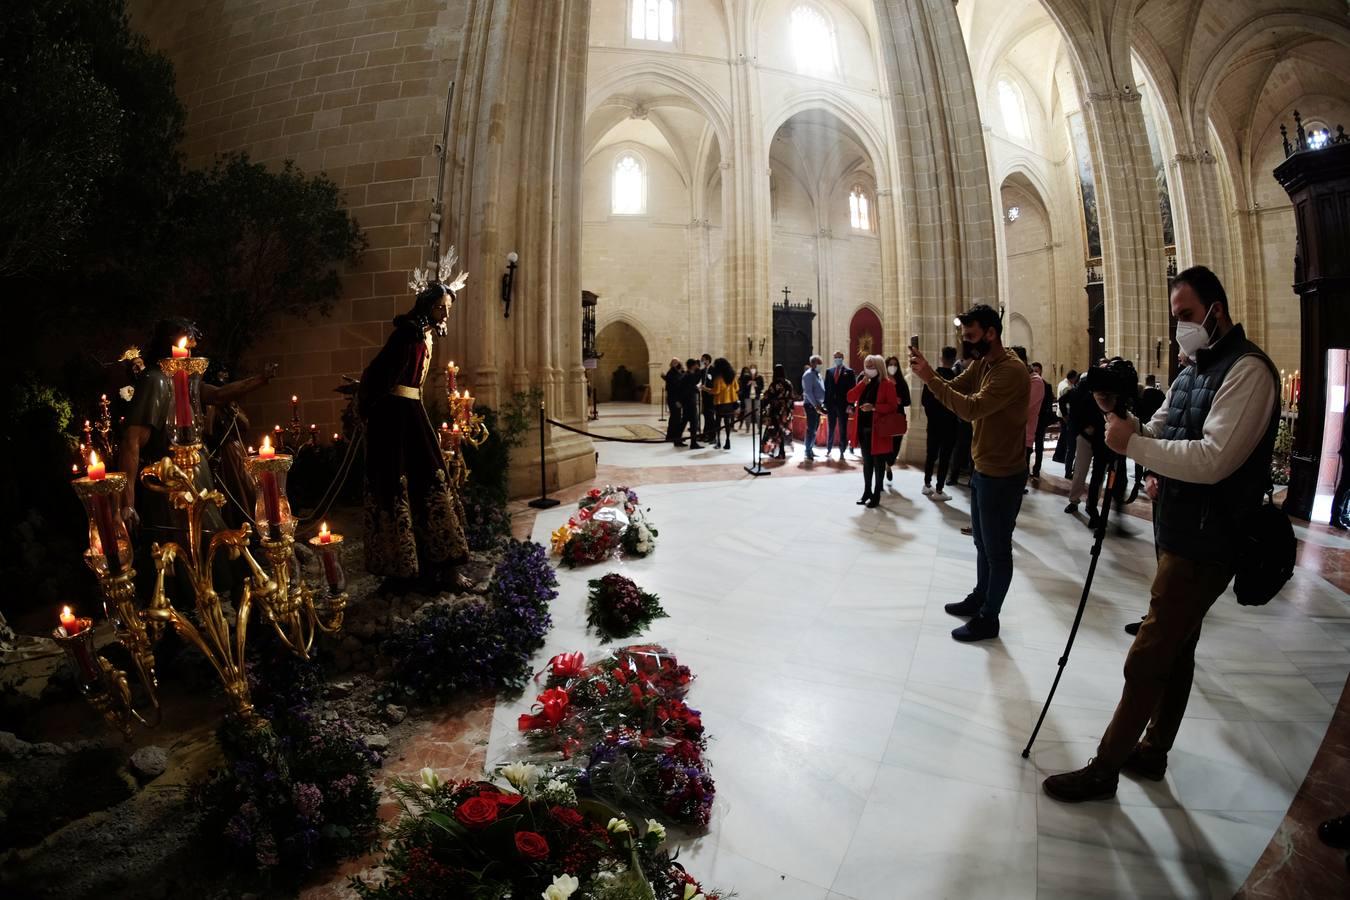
[56,347,346,738]
[440,361,490,486]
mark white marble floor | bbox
[488,432,1350,899]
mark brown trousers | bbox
[1096,551,1235,769]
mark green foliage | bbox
[167,153,367,369]
[498,388,544,450]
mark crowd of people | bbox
[655,266,1287,810]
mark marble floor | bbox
[486,404,1350,900]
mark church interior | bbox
[3,0,1350,897]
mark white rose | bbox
[118,385,135,402]
[607,817,631,834]
[645,819,667,843]
[542,873,580,900]
[418,767,441,792]
[501,761,539,792]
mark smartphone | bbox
[909,335,920,350]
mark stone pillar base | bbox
[508,429,597,500]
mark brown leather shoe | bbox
[1122,744,1167,781]
[1042,759,1119,803]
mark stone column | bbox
[873,0,997,461]
[1082,85,1168,370]
[725,14,771,369]
[448,0,595,495]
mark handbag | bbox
[876,409,906,439]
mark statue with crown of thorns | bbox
[356,248,475,593]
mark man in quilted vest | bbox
[1043,266,1280,803]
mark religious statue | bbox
[358,253,471,592]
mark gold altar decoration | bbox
[440,361,490,485]
[57,350,347,738]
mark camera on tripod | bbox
[1081,357,1140,418]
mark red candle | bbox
[171,338,193,431]
[256,437,281,539]
[318,521,332,544]
[87,451,106,481]
[92,492,122,575]
[447,361,457,393]
[60,605,81,635]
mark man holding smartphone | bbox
[910,304,1030,642]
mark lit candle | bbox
[318,521,332,544]
[447,362,457,394]
[256,436,282,540]
[332,432,340,442]
[87,451,106,481]
[60,605,81,635]
[451,422,462,451]
[171,338,194,432]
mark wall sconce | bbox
[746,334,753,354]
[1155,339,1163,370]
[501,251,519,318]
[758,336,767,355]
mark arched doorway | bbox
[594,321,650,404]
[848,306,883,369]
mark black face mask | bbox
[962,339,991,359]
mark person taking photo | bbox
[1042,266,1281,804]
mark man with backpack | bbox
[1043,266,1283,804]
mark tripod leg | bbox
[1023,458,1117,758]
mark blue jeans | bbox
[804,406,820,456]
[970,469,1027,618]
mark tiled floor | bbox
[479,403,1350,899]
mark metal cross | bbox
[781,285,791,303]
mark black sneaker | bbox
[1124,618,1143,636]
[1122,744,1167,782]
[886,466,894,482]
[952,615,1000,642]
[944,594,984,617]
[689,442,703,450]
[1064,501,1079,514]
[1042,759,1119,803]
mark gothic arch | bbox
[595,309,661,362]
[762,93,890,191]
[585,62,734,153]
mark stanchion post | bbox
[528,401,561,509]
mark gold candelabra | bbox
[440,362,489,485]
[56,350,347,737]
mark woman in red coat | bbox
[848,353,901,507]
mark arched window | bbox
[631,0,675,42]
[849,184,871,231]
[612,152,646,215]
[997,78,1029,140]
[790,5,835,76]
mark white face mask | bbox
[1174,305,1216,359]
[886,365,899,376]
[833,358,844,368]
[864,366,878,378]
[812,364,820,372]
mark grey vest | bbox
[1153,324,1279,564]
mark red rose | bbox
[515,830,550,860]
[494,792,524,808]
[550,806,584,829]
[454,796,499,828]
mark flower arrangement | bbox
[515,646,715,830]
[586,574,668,643]
[384,540,558,700]
[351,766,729,900]
[552,486,659,567]
[197,712,382,887]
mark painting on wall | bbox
[1068,111,1103,259]
[1139,88,1176,247]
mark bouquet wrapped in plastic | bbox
[551,485,659,567]
[513,646,715,830]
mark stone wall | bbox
[129,0,467,436]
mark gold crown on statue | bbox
[409,247,470,296]
[119,346,142,363]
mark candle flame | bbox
[291,395,298,403]
[71,464,79,473]
[260,436,272,452]
[177,336,188,351]
[89,450,100,467]
[319,522,330,538]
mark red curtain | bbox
[849,307,884,369]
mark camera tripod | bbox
[1022,456,1122,758]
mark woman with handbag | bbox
[848,353,901,507]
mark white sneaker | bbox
[922,485,934,496]
[932,491,952,502]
